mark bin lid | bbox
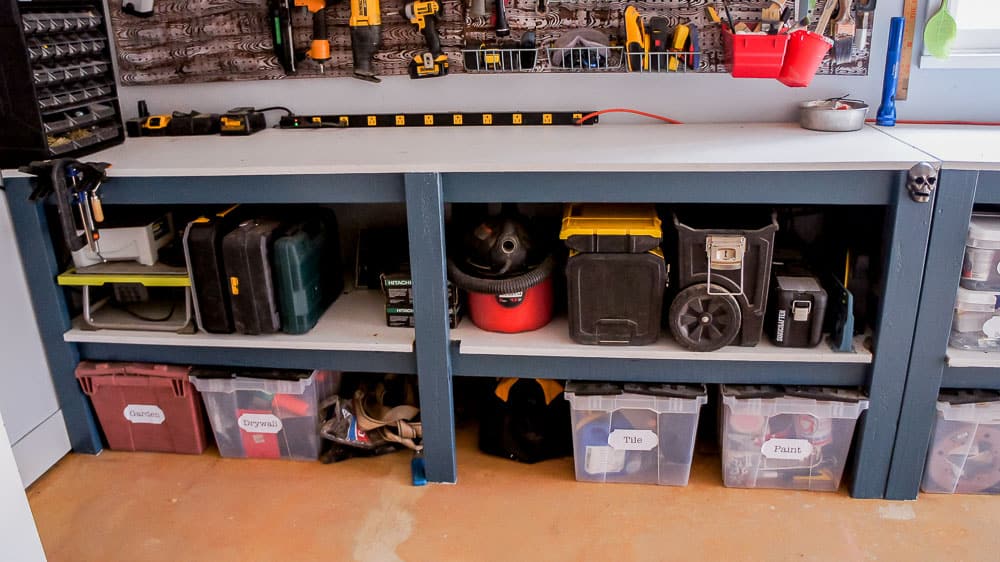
[955,287,1000,308]
[721,384,867,403]
[75,361,191,381]
[559,204,662,240]
[189,367,312,381]
[938,389,1000,406]
[566,381,706,399]
[968,214,1000,245]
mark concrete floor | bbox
[27,426,1000,562]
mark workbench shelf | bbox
[0,124,942,500]
[879,126,1000,500]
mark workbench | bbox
[0,123,940,499]
[875,125,1000,500]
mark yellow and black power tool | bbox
[295,0,333,71]
[349,0,383,82]
[401,0,448,79]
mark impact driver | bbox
[401,0,448,79]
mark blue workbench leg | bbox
[404,173,457,483]
[3,177,102,453]
[849,170,937,498]
[885,170,979,500]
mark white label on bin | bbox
[608,429,658,451]
[761,438,813,460]
[238,413,283,434]
[123,405,165,425]
[983,317,1000,339]
[584,446,626,475]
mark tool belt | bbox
[320,375,422,453]
[353,386,423,451]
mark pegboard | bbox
[109,0,871,84]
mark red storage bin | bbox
[723,28,790,78]
[75,361,207,454]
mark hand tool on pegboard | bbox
[349,0,383,81]
[299,0,334,72]
[21,159,109,255]
[269,0,299,73]
[854,0,875,52]
[831,0,855,63]
[401,0,449,78]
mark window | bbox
[920,0,1000,68]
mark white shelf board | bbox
[946,348,1000,368]
[874,125,1000,171]
[452,317,872,363]
[2,123,934,178]
[63,289,413,353]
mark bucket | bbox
[778,30,833,87]
[467,275,554,333]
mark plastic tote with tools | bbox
[922,390,1000,494]
[191,369,340,460]
[950,287,1000,351]
[720,385,868,492]
[75,361,207,454]
[565,381,707,486]
[961,213,1000,291]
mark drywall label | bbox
[238,413,283,434]
[584,446,626,475]
[761,438,813,460]
[608,429,658,451]
[123,404,165,425]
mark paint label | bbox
[962,248,992,282]
[608,429,658,451]
[584,446,626,474]
[238,413,283,434]
[761,438,813,460]
[984,316,1000,339]
[123,404,165,424]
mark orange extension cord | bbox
[865,119,1000,126]
[575,108,683,125]
[575,109,1000,127]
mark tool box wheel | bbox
[668,283,742,352]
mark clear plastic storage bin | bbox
[565,382,707,486]
[950,287,1000,350]
[720,385,868,492]
[961,214,1000,291]
[190,369,340,461]
[922,390,1000,494]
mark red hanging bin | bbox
[778,30,833,87]
[76,361,207,454]
[723,27,790,78]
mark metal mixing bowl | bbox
[799,99,869,132]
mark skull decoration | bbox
[907,162,938,203]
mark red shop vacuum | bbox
[447,205,555,333]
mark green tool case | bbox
[273,211,343,334]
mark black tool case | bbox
[273,211,344,335]
[183,206,245,334]
[566,250,667,345]
[0,0,125,168]
[222,219,285,335]
[767,275,828,348]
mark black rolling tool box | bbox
[767,275,828,348]
[560,204,667,346]
[668,211,778,352]
[273,211,344,335]
[222,219,285,335]
[184,206,246,334]
[0,0,125,167]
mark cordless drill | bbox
[401,0,448,79]
[349,0,382,82]
[295,0,333,72]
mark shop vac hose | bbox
[447,255,555,295]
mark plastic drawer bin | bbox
[922,390,1000,494]
[722,28,789,79]
[565,382,707,486]
[962,214,1000,291]
[720,385,868,492]
[190,369,340,460]
[950,287,1000,350]
[75,361,206,454]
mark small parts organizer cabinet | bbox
[1,124,942,498]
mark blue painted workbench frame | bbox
[885,170,1000,500]
[2,167,935,498]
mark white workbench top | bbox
[2,123,935,178]
[875,125,1000,171]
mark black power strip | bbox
[279,111,598,129]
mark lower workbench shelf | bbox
[451,318,872,385]
[63,289,417,373]
[942,349,1000,390]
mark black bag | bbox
[222,218,284,334]
[479,378,572,463]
